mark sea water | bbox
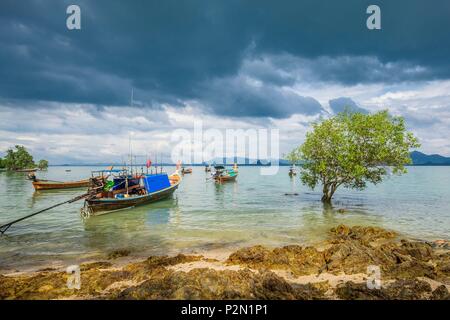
[0,166,449,271]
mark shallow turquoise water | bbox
[0,166,449,271]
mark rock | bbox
[431,285,450,300]
[80,261,112,271]
[227,245,325,276]
[330,225,397,244]
[227,245,271,265]
[107,249,131,260]
[116,269,326,300]
[432,240,450,249]
[124,254,203,281]
[1,225,448,300]
[335,279,433,300]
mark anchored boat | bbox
[288,165,297,177]
[181,167,192,174]
[211,165,237,183]
[81,170,181,216]
[31,178,91,190]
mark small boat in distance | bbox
[181,167,192,174]
[288,165,297,177]
[15,168,38,173]
[211,165,237,183]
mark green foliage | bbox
[288,110,420,202]
[4,145,36,170]
[0,157,5,168]
[37,159,49,170]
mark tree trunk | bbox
[321,183,336,203]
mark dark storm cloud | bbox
[1,0,450,117]
[199,75,324,118]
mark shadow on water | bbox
[80,196,180,255]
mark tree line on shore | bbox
[0,145,48,171]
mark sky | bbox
[1,0,450,164]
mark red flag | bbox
[146,159,152,168]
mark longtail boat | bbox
[81,170,181,216]
[32,178,91,190]
[15,168,38,173]
[288,165,297,177]
[181,167,192,174]
[211,166,237,183]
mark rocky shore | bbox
[1,225,449,300]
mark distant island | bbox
[409,151,450,166]
[41,151,450,167]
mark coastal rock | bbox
[335,279,433,300]
[124,254,202,281]
[1,225,448,300]
[329,225,397,244]
[116,269,326,300]
[107,249,131,260]
[431,285,450,300]
[227,245,325,276]
[80,261,113,271]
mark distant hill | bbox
[410,151,450,165]
[50,151,450,166]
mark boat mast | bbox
[129,88,134,176]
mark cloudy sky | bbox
[1,0,450,164]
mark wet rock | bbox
[432,240,450,250]
[0,265,132,299]
[1,225,448,300]
[396,240,434,261]
[227,245,325,276]
[0,272,71,300]
[116,269,326,300]
[80,261,112,271]
[335,279,433,300]
[330,225,397,244]
[124,254,203,281]
[431,285,450,300]
[227,245,271,265]
[107,249,131,260]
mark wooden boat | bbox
[32,178,91,190]
[288,165,297,177]
[205,165,211,172]
[181,167,192,174]
[15,168,38,173]
[81,171,181,216]
[214,173,237,183]
[212,166,237,183]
